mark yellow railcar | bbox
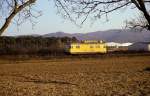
[65,40,107,54]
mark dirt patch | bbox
[0,56,150,96]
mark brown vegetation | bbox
[0,55,150,96]
[0,36,77,55]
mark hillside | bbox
[44,29,150,43]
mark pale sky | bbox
[2,0,139,36]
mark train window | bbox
[96,45,100,48]
[90,46,93,48]
[76,45,80,48]
[71,46,73,49]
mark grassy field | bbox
[0,55,150,96]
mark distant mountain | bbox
[16,34,41,37]
[43,29,150,43]
[44,32,72,37]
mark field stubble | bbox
[0,56,150,96]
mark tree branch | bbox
[0,0,36,35]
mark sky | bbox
[2,0,139,36]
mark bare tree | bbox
[54,0,150,30]
[1,0,149,36]
[126,12,149,29]
[0,0,38,35]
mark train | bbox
[65,40,107,54]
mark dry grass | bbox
[0,56,150,96]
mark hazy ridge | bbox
[35,29,150,43]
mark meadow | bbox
[0,55,150,96]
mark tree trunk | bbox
[0,11,17,35]
[137,0,150,30]
[0,0,36,36]
[143,11,150,30]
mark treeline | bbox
[0,36,78,55]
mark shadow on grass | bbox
[143,67,150,72]
[23,79,78,86]
[0,73,78,86]
[19,74,78,86]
